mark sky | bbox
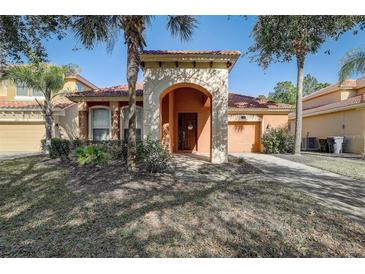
[44,16,365,97]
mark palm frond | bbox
[72,16,115,49]
[167,16,198,42]
[339,49,365,83]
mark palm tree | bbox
[72,16,198,170]
[339,49,365,83]
[3,62,78,153]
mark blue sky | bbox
[44,16,365,97]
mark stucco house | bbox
[289,76,365,154]
[0,50,292,162]
[0,75,97,151]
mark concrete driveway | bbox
[0,152,41,161]
[231,153,365,224]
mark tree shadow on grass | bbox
[0,155,364,257]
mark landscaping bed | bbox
[0,155,364,257]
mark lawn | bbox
[276,153,365,181]
[0,155,364,257]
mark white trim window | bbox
[121,106,143,141]
[90,107,111,141]
[16,82,28,96]
[32,88,44,97]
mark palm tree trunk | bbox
[126,41,140,170]
[44,100,54,155]
[294,56,304,155]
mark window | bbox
[76,82,84,92]
[32,88,44,97]
[121,107,143,141]
[91,108,110,141]
[16,82,28,96]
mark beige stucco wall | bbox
[143,67,229,163]
[56,104,79,139]
[289,108,365,153]
[303,91,341,109]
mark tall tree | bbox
[339,49,365,82]
[303,74,330,96]
[268,81,296,104]
[2,63,78,153]
[0,16,70,69]
[248,16,362,154]
[72,16,197,170]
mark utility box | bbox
[327,136,344,154]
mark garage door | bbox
[228,122,261,152]
[0,123,45,152]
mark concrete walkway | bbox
[231,153,365,224]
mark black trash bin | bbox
[327,137,334,153]
[319,138,328,152]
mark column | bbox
[110,101,120,140]
[78,101,88,140]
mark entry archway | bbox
[159,83,212,161]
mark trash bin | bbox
[327,136,344,154]
[319,138,328,152]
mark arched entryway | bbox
[159,83,212,161]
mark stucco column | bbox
[168,91,174,152]
[110,101,120,140]
[78,102,88,140]
[211,85,228,164]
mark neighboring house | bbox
[0,51,292,161]
[66,50,292,163]
[0,75,98,152]
[288,76,365,154]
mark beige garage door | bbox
[0,123,45,152]
[228,122,261,152]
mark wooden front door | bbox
[178,113,197,151]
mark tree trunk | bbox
[44,100,54,155]
[294,57,304,155]
[126,41,140,170]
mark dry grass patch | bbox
[0,155,364,257]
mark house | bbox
[288,76,365,154]
[0,50,292,162]
[0,75,97,151]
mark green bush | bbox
[41,138,71,160]
[136,137,171,173]
[74,145,109,166]
[262,126,294,154]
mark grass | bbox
[0,155,364,257]
[276,154,365,180]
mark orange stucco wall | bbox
[167,87,211,153]
[262,114,289,131]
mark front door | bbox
[178,113,197,151]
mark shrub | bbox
[74,145,109,166]
[41,138,71,160]
[136,137,171,173]
[262,126,294,154]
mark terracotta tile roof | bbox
[68,84,293,110]
[67,83,144,98]
[228,93,293,109]
[0,97,74,110]
[302,93,365,116]
[141,50,241,56]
